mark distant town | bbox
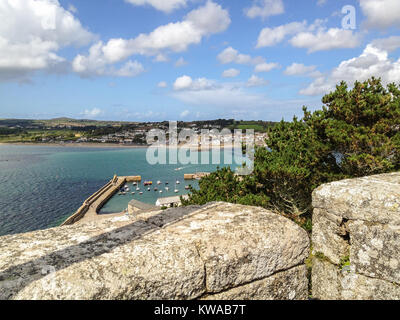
[0,118,274,147]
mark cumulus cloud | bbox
[73,1,230,77]
[158,81,167,88]
[254,62,279,73]
[217,47,264,65]
[359,0,400,29]
[256,21,307,47]
[256,19,360,52]
[81,108,103,118]
[0,0,94,81]
[371,36,400,53]
[217,47,277,73]
[317,0,327,6]
[300,44,400,96]
[173,75,215,91]
[246,75,269,87]
[222,68,240,78]
[244,0,284,19]
[289,28,360,53]
[284,63,317,76]
[125,0,187,13]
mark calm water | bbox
[0,145,239,236]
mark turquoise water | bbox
[0,145,239,236]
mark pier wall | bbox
[61,176,134,226]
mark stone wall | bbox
[312,172,400,300]
[0,202,309,300]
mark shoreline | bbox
[0,142,244,150]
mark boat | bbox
[125,187,130,192]
[133,182,137,186]
[132,192,135,195]
[174,189,179,193]
[154,188,158,192]
[176,180,180,184]
[165,182,169,185]
[147,187,151,191]
[165,187,169,191]
[159,190,163,193]
[185,186,190,190]
[139,192,143,195]
[118,192,123,195]
[144,181,153,186]
[136,187,140,191]
[157,181,162,185]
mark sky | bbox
[0,0,399,122]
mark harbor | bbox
[61,173,206,226]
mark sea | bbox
[0,144,241,236]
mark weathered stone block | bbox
[203,265,308,300]
[312,172,400,300]
[348,221,400,285]
[0,202,310,300]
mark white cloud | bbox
[72,42,145,77]
[218,47,254,64]
[222,68,240,78]
[254,62,279,73]
[154,53,169,62]
[158,81,167,88]
[73,1,230,77]
[257,19,361,52]
[371,36,400,53]
[0,0,94,81]
[68,4,78,13]
[359,0,400,29]
[256,21,307,48]
[244,0,284,19]
[317,0,327,6]
[284,63,317,76]
[125,0,187,13]
[180,110,190,118]
[112,60,145,77]
[175,57,188,67]
[246,75,269,87]
[217,47,277,74]
[290,28,360,53]
[81,108,103,118]
[173,75,215,91]
[300,44,400,96]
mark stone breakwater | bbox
[61,176,142,226]
[312,172,400,300]
[0,202,310,300]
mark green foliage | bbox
[181,167,270,207]
[183,78,400,230]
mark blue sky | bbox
[1,0,399,121]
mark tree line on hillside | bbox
[182,77,400,231]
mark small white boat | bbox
[159,190,163,193]
[174,189,179,193]
[136,187,140,191]
[131,192,135,195]
[165,187,169,191]
[157,181,162,185]
[176,180,180,184]
[125,188,130,192]
[147,187,151,191]
[139,192,143,195]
